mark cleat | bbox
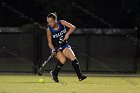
[50,70,59,82]
[79,74,87,81]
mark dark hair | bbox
[47,12,57,20]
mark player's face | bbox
[47,17,56,27]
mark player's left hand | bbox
[64,33,69,41]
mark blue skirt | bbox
[50,43,71,54]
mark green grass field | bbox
[0,74,140,93]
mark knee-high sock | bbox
[72,59,82,78]
[53,61,64,76]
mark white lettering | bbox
[53,29,67,38]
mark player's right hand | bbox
[52,49,57,55]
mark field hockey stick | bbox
[38,40,66,76]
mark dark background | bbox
[0,0,140,28]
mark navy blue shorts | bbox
[50,44,71,54]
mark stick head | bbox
[38,68,43,76]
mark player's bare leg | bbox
[50,51,66,82]
[63,48,87,81]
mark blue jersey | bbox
[48,20,67,47]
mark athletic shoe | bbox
[79,74,87,81]
[50,70,59,82]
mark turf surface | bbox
[0,74,140,93]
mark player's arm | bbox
[60,20,76,40]
[47,28,55,51]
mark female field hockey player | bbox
[47,12,86,82]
